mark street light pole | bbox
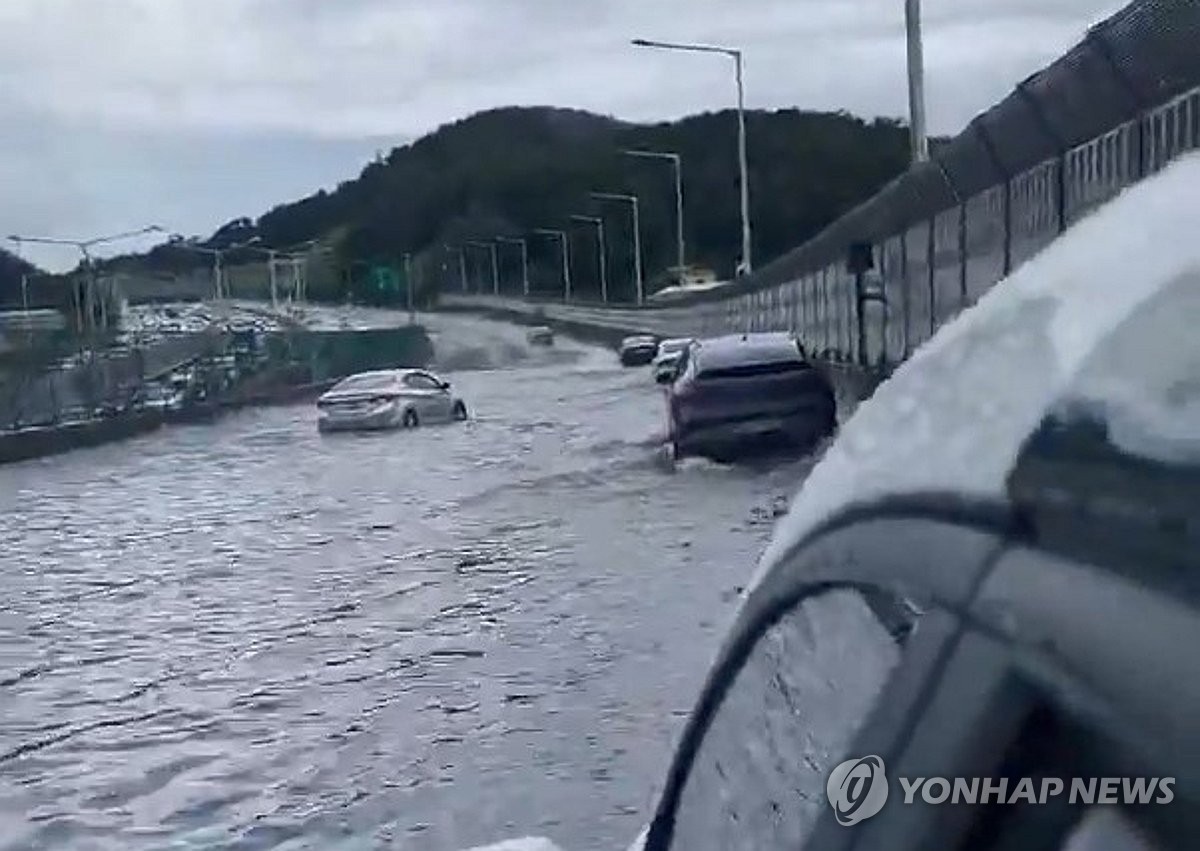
[10,236,29,311]
[591,192,643,305]
[621,149,685,277]
[570,215,608,304]
[444,245,468,293]
[905,0,929,164]
[403,252,415,319]
[466,241,499,295]
[9,225,164,334]
[534,229,571,301]
[496,237,529,297]
[632,38,751,275]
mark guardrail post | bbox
[1016,82,1068,236]
[933,159,967,313]
[1087,26,1149,182]
[974,123,1013,277]
[926,217,936,339]
[848,242,870,368]
[899,230,910,358]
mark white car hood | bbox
[753,151,1200,590]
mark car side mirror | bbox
[439,381,451,390]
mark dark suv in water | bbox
[664,333,836,463]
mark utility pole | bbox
[466,241,499,295]
[632,38,751,274]
[403,252,415,320]
[534,229,571,301]
[497,237,529,297]
[591,192,644,305]
[570,215,608,303]
[621,150,685,279]
[905,0,929,163]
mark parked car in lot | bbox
[527,326,555,346]
[664,333,835,463]
[652,338,694,384]
[619,335,659,367]
[317,368,468,433]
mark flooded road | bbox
[0,314,817,851]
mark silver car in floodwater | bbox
[316,369,468,432]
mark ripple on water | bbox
[0,314,815,851]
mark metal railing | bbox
[449,0,1200,369]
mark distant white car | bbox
[317,368,468,433]
[526,326,555,346]
[651,337,693,384]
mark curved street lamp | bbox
[632,37,751,275]
[591,192,644,305]
[496,236,529,297]
[569,215,608,304]
[533,229,571,301]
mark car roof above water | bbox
[693,333,804,370]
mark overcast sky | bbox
[2,0,1125,271]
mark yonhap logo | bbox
[827,755,889,826]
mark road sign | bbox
[370,265,399,293]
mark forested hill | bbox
[123,105,923,302]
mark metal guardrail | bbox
[448,0,1200,368]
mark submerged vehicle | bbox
[664,333,835,463]
[651,338,694,384]
[619,335,659,367]
[527,326,555,346]
[317,368,468,432]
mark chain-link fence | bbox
[457,0,1199,368]
[673,0,1200,365]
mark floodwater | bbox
[0,313,817,851]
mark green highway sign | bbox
[370,265,399,293]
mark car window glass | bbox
[666,586,921,851]
[1007,270,1200,569]
[404,373,436,390]
[335,373,394,392]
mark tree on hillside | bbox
[108,105,924,306]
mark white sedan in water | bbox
[316,369,469,432]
